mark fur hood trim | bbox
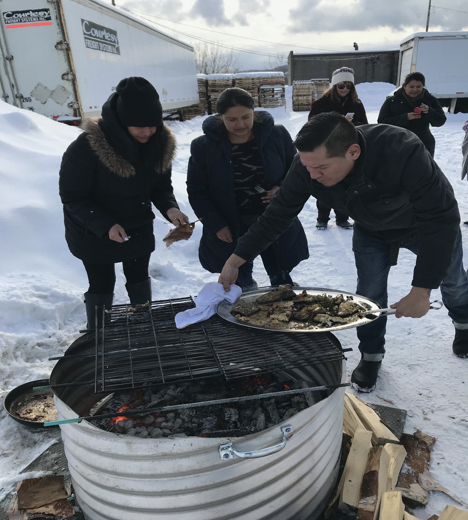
[82,118,176,178]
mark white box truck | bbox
[0,0,199,121]
[397,31,468,113]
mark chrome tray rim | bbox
[217,286,381,333]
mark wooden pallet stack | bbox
[258,84,286,109]
[207,73,235,114]
[234,72,285,108]
[178,74,208,121]
[292,78,329,112]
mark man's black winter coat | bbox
[234,124,460,289]
[59,94,179,264]
[187,111,309,273]
[378,87,446,156]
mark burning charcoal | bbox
[115,420,126,433]
[124,420,134,431]
[150,428,163,438]
[138,430,149,438]
[252,406,263,420]
[154,417,166,427]
[224,408,239,423]
[161,421,174,430]
[161,429,172,437]
[173,433,187,438]
[147,426,155,433]
[201,416,217,430]
[283,408,298,420]
[126,428,137,436]
[264,399,280,424]
[179,409,192,421]
[166,413,176,421]
[298,381,319,407]
[255,413,266,431]
[174,418,183,429]
[142,414,155,426]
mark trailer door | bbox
[0,0,79,118]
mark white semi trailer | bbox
[0,0,199,121]
[397,31,468,113]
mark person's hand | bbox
[407,112,422,120]
[109,224,129,243]
[345,115,354,122]
[216,226,233,243]
[218,254,246,291]
[166,208,190,227]
[390,287,431,318]
[261,186,280,204]
[419,103,429,114]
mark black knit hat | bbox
[115,77,163,127]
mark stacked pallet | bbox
[292,78,329,112]
[258,84,286,109]
[178,74,208,121]
[235,72,285,108]
[207,73,235,113]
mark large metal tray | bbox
[217,286,381,333]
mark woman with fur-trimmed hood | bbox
[59,77,188,330]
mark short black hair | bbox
[216,87,254,114]
[403,72,425,86]
[294,112,358,158]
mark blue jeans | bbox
[352,227,468,357]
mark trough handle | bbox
[219,425,293,460]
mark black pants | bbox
[316,200,349,223]
[83,254,151,294]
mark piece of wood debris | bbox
[395,483,428,508]
[427,516,440,520]
[17,476,68,509]
[344,393,367,438]
[345,393,399,445]
[340,427,373,509]
[418,471,468,509]
[379,491,404,520]
[376,395,395,405]
[357,445,390,520]
[384,443,407,491]
[438,506,468,520]
[413,429,437,451]
[403,513,420,520]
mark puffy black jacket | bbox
[187,111,309,273]
[378,87,446,156]
[59,93,179,264]
[308,95,368,126]
[234,124,460,289]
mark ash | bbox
[93,373,325,438]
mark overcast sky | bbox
[117,0,468,70]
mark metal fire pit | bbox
[51,329,346,520]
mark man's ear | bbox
[347,144,361,161]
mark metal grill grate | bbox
[95,297,347,392]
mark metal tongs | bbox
[363,299,443,317]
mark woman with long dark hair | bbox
[59,77,188,330]
[308,67,368,229]
[378,71,446,157]
[187,87,309,290]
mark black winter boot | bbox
[126,277,152,305]
[84,292,113,331]
[351,357,382,392]
[453,328,468,358]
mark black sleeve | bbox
[149,168,179,219]
[425,96,447,128]
[353,102,368,126]
[59,135,117,238]
[378,97,409,127]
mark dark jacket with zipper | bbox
[59,93,179,264]
[308,95,368,126]
[234,124,460,289]
[377,87,446,156]
[187,111,309,273]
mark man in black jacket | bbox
[219,113,468,391]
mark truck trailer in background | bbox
[0,0,198,122]
[398,31,468,113]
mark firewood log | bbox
[379,491,404,520]
[438,506,468,520]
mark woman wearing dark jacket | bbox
[59,77,188,329]
[378,71,446,157]
[187,88,308,290]
[308,67,368,229]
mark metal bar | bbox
[44,382,350,427]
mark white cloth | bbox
[175,282,242,329]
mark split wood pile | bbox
[325,392,468,520]
[292,78,329,112]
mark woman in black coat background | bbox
[308,66,368,230]
[378,71,446,157]
[59,77,188,329]
[187,88,309,290]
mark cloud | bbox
[287,0,468,33]
[121,0,187,19]
[234,0,271,25]
[190,0,233,26]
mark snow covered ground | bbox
[0,83,467,517]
